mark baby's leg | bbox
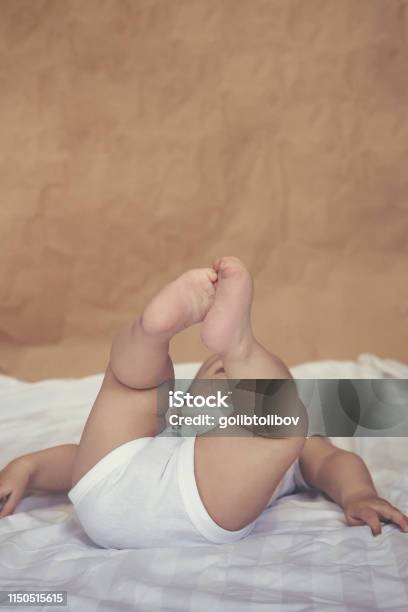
[196,257,306,531]
[72,268,217,486]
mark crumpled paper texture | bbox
[0,0,407,380]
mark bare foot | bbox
[141,268,217,338]
[201,256,254,357]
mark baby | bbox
[0,256,407,547]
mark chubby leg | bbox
[195,256,306,531]
[72,267,217,486]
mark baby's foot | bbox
[201,256,254,357]
[141,268,217,338]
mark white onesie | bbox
[68,435,309,549]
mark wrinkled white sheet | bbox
[0,353,407,611]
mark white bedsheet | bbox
[0,353,407,611]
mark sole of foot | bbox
[141,267,218,338]
[201,256,254,357]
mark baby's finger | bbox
[360,509,382,536]
[378,505,408,533]
[0,491,17,518]
[0,490,11,510]
[345,513,365,527]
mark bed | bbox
[1,353,407,611]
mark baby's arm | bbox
[0,444,77,518]
[299,437,408,536]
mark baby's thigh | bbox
[194,434,305,531]
[72,364,161,486]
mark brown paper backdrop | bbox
[1,0,408,381]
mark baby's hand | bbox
[0,458,33,518]
[344,493,408,536]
